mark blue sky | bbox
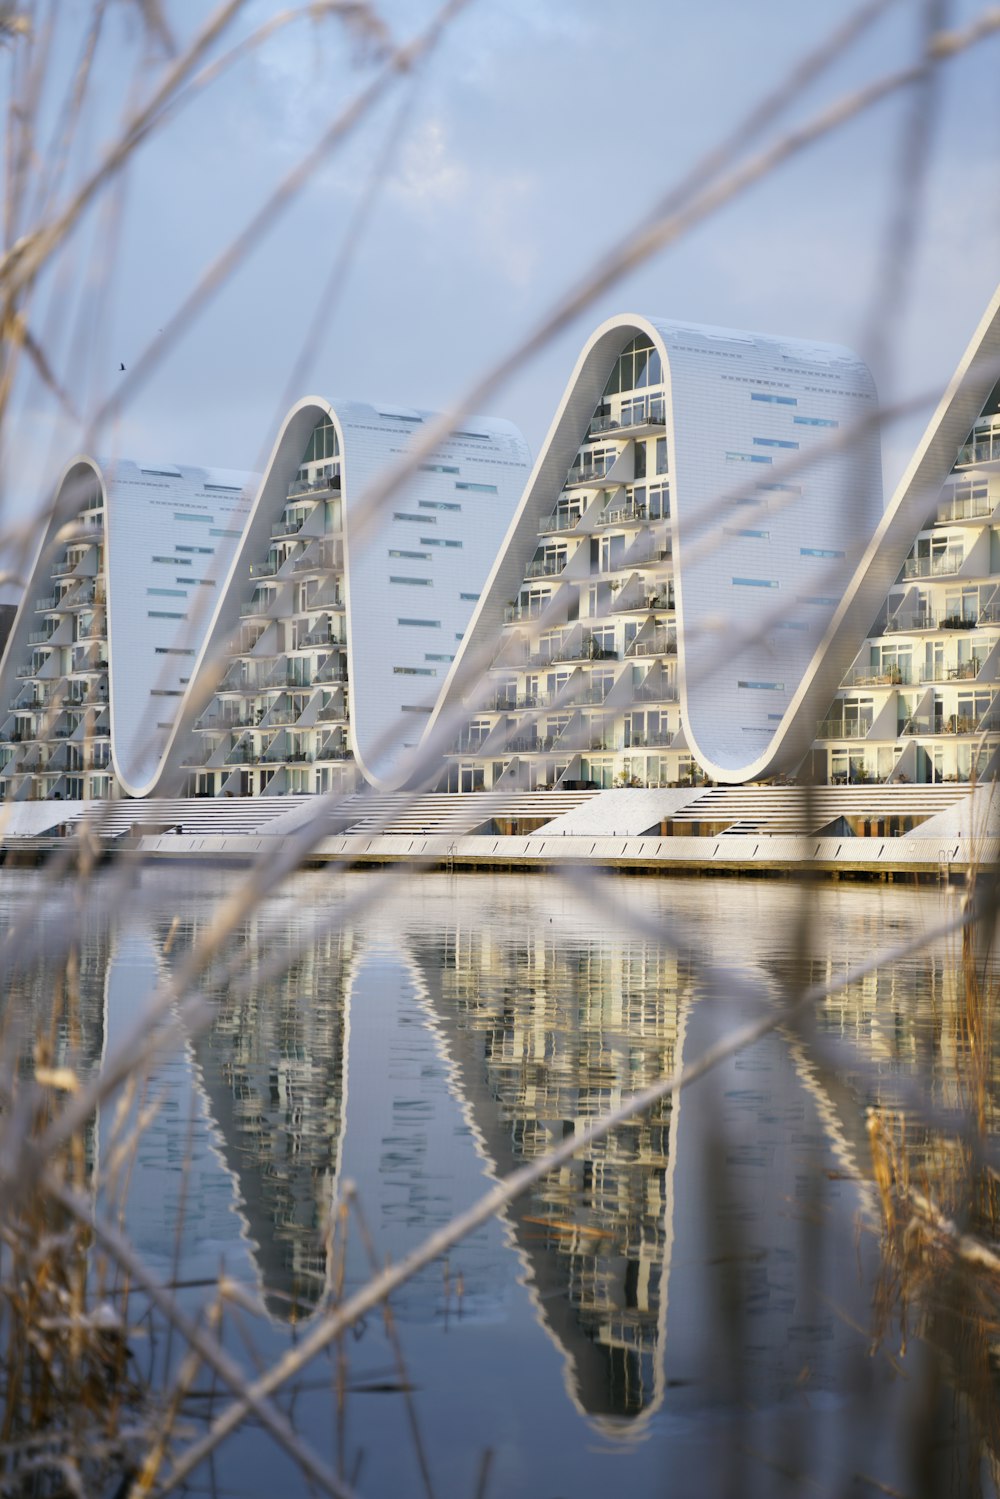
[7,0,1000,519]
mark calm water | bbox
[1,866,995,1497]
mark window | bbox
[150,688,184,697]
[390,576,432,586]
[204,483,244,493]
[147,587,186,597]
[180,578,216,585]
[425,652,455,663]
[154,556,190,565]
[421,538,462,548]
[398,618,440,627]
[738,680,785,690]
[419,500,460,511]
[655,437,668,474]
[753,437,798,450]
[174,512,213,523]
[389,549,429,560]
[724,527,769,538]
[727,452,772,464]
[148,610,186,619]
[393,666,436,676]
[460,592,480,601]
[455,482,497,494]
[177,545,213,554]
[751,392,797,405]
[394,511,429,523]
[155,647,195,656]
[732,577,778,588]
[421,464,459,474]
[793,416,839,427]
[210,528,241,538]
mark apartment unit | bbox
[171,398,530,797]
[817,376,1000,786]
[0,457,253,802]
[430,315,881,792]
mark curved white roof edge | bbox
[150,396,530,796]
[428,312,883,783]
[757,278,1000,783]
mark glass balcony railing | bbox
[538,509,581,532]
[817,717,872,739]
[588,398,666,436]
[901,550,964,579]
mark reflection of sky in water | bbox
[0,868,985,1498]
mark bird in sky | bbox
[119,362,125,372]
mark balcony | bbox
[588,398,666,437]
[884,609,937,634]
[564,463,615,489]
[525,556,567,580]
[249,560,279,579]
[955,425,1000,467]
[598,500,647,528]
[538,508,581,533]
[840,666,906,687]
[626,632,677,658]
[315,663,348,684]
[817,717,872,739]
[919,660,985,683]
[902,550,964,580]
[631,680,678,704]
[937,493,994,523]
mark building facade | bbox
[430,315,882,792]
[0,458,253,802]
[171,398,530,797]
[817,377,1000,785]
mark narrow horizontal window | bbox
[389,549,429,560]
[394,511,429,523]
[147,587,187,597]
[800,547,844,558]
[753,437,798,450]
[767,713,784,720]
[454,429,489,440]
[204,483,243,493]
[176,544,213,554]
[148,610,186,620]
[150,688,184,697]
[751,392,797,406]
[155,647,195,656]
[793,416,839,428]
[401,704,433,712]
[455,482,497,494]
[738,680,784,690]
[723,527,769,538]
[154,556,190,565]
[425,652,455,663]
[393,666,437,676]
[421,537,462,548]
[799,595,839,606]
[210,528,242,538]
[455,631,464,640]
[732,577,778,588]
[142,467,181,478]
[421,463,459,474]
[398,617,440,628]
[181,578,216,586]
[419,500,460,511]
[460,592,480,601]
[757,482,802,494]
[726,452,772,465]
[174,512,212,523]
[390,576,432,586]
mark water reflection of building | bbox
[405,921,689,1422]
[153,907,356,1318]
